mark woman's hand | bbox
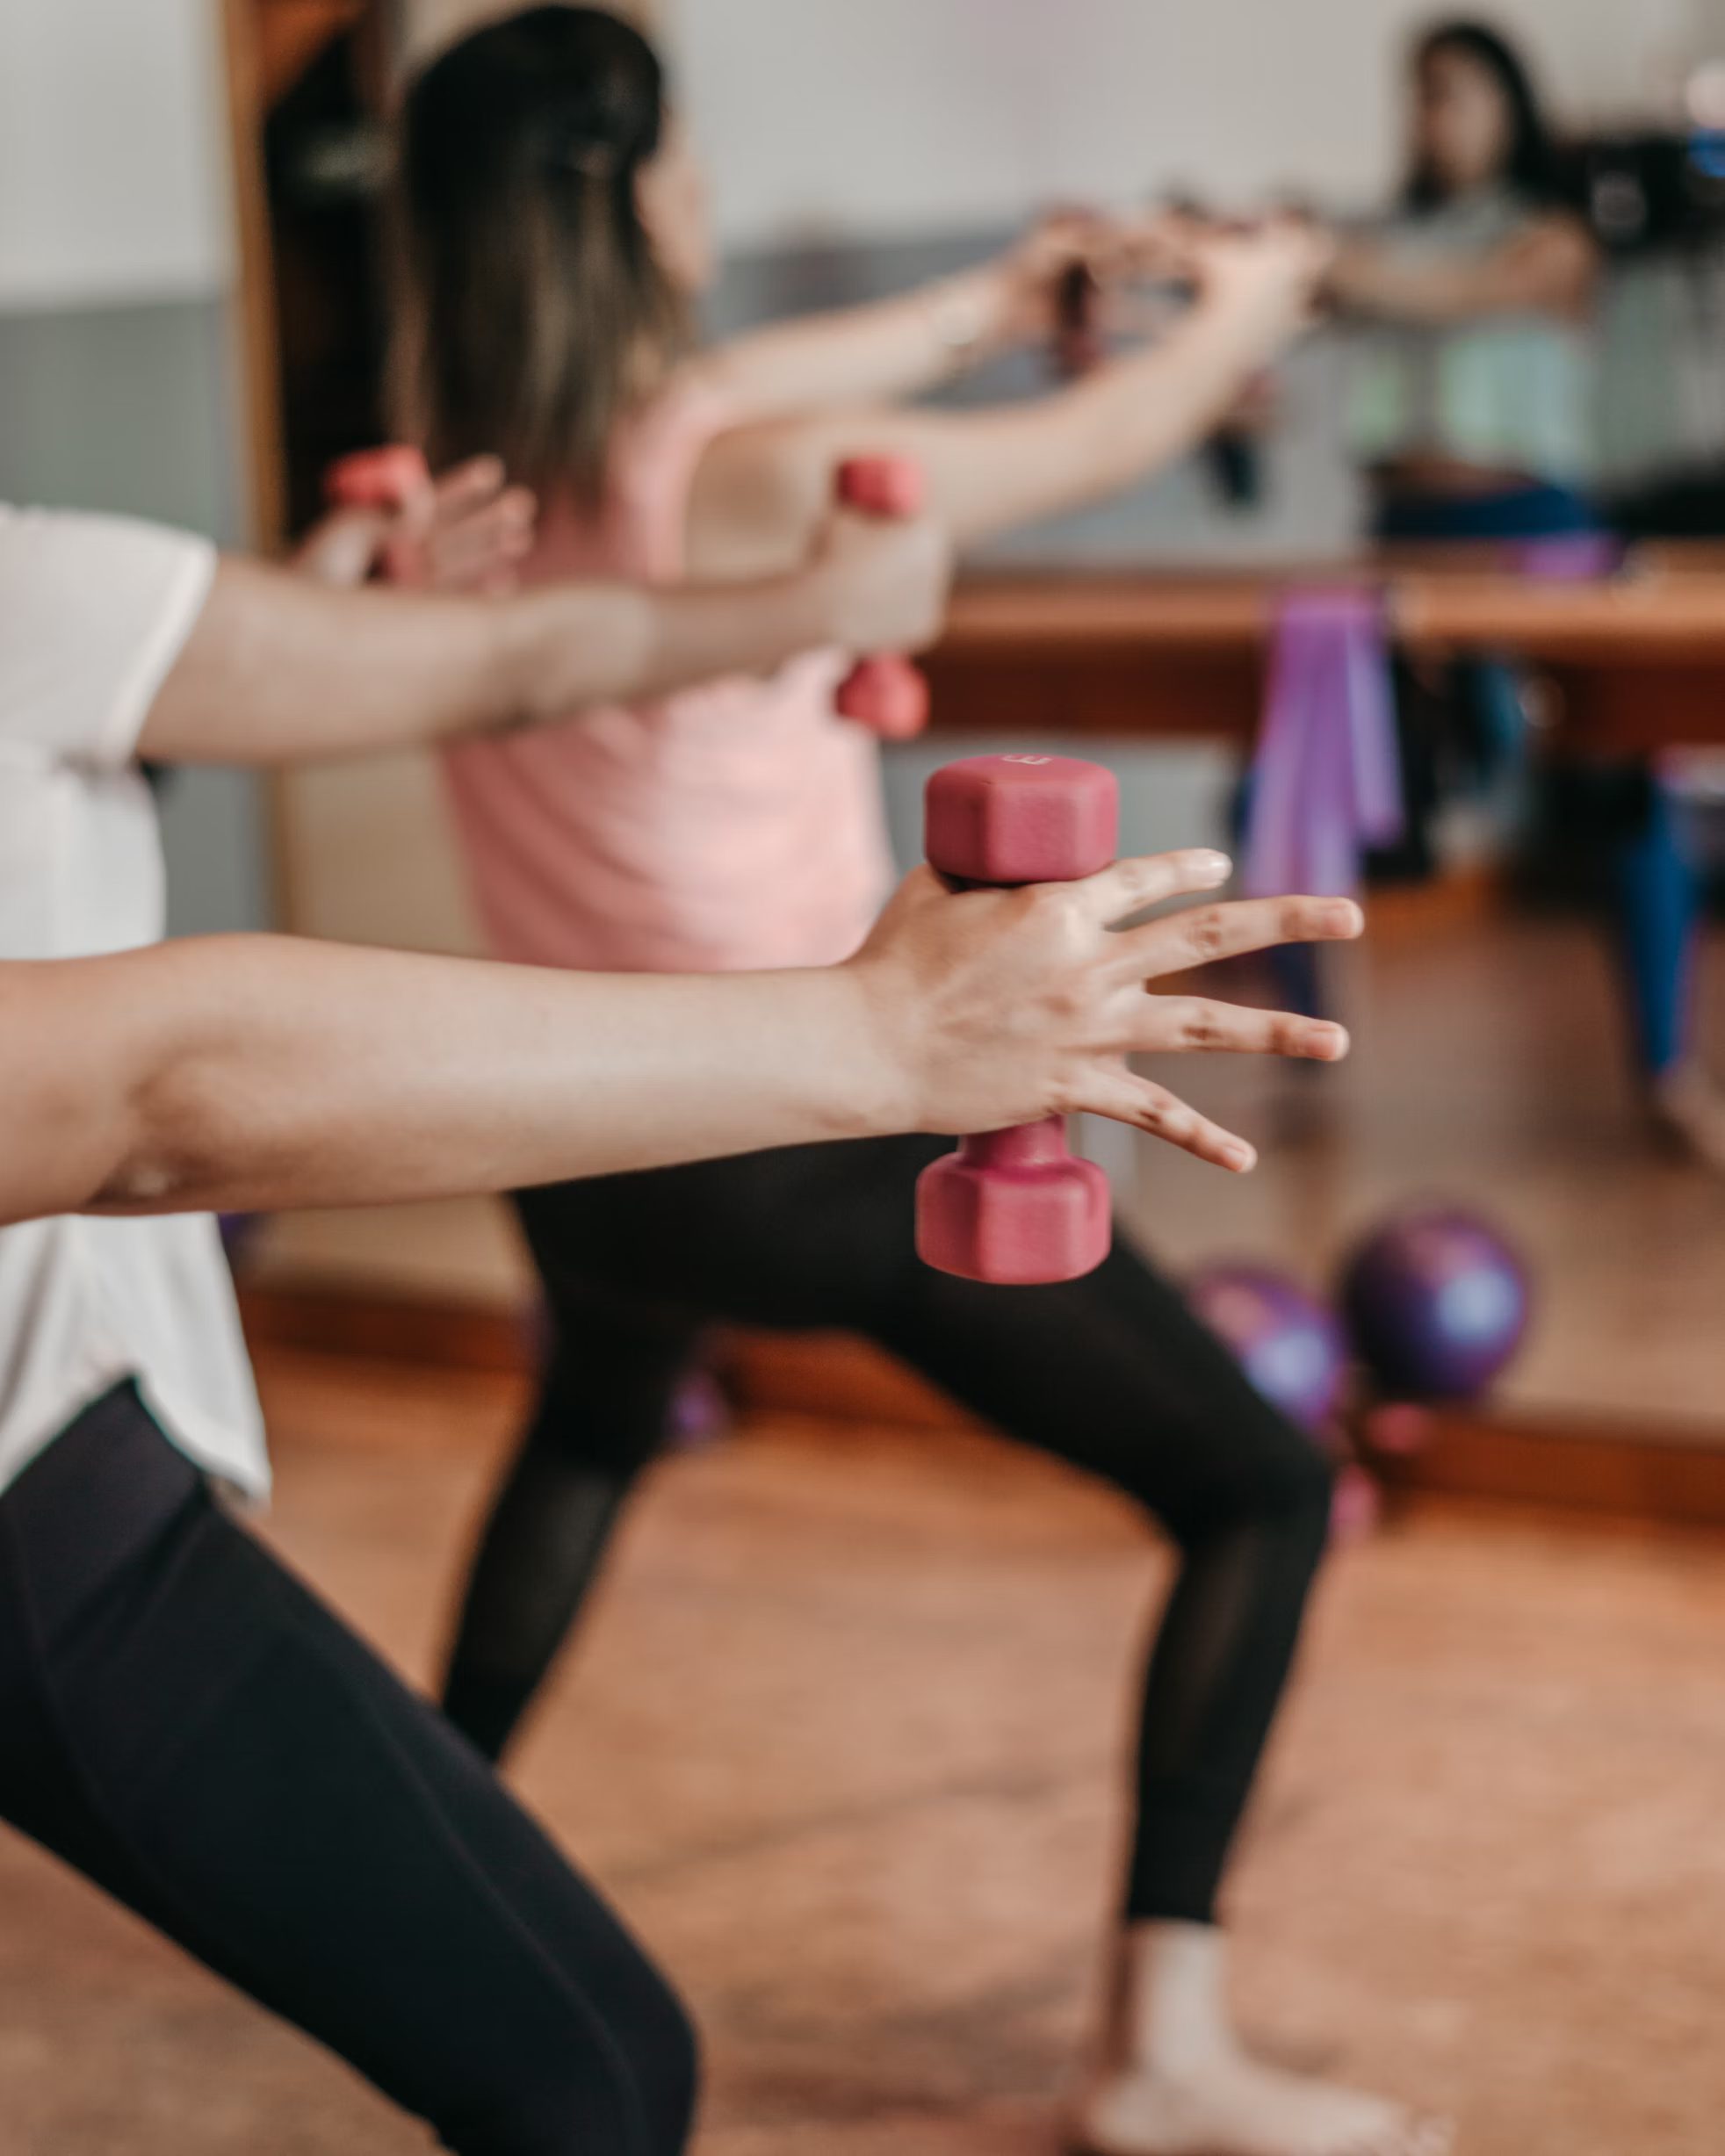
[993,207,1122,343]
[293,455,538,593]
[848,852,1362,1170]
[1175,215,1336,348]
[805,494,954,657]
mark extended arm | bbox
[688,222,1329,561]
[140,506,949,766]
[0,864,1361,1228]
[691,213,1115,422]
[1325,213,1598,326]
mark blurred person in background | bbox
[1327,17,1721,1166]
[393,13,1447,2153]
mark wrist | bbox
[1192,281,1298,367]
[925,267,1008,371]
[820,955,923,1139]
[781,559,850,657]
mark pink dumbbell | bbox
[325,446,432,585]
[833,457,931,741]
[915,753,1120,1285]
[325,444,430,510]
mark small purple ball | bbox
[1187,1263,1349,1433]
[1341,1207,1531,1402]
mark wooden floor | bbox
[8,1347,1725,2154]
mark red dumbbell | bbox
[325,444,430,511]
[325,446,432,586]
[833,457,931,741]
[915,753,1119,1285]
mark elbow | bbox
[90,1125,202,1217]
[90,1063,229,1217]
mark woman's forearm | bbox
[502,550,940,730]
[1328,224,1596,327]
[0,859,1364,1230]
[140,523,947,766]
[1330,249,1505,323]
[963,293,1294,540]
[699,264,1015,422]
[1,939,907,1229]
[64,937,901,1220]
[733,225,1326,555]
[851,283,1303,547]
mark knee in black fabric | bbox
[1133,1402,1334,1557]
[1231,1426,1335,1540]
[449,1971,698,2156]
[527,1323,695,1479]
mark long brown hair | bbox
[392,6,692,504]
[1404,18,1565,213]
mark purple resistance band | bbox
[1243,587,1404,901]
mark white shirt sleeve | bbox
[0,507,217,768]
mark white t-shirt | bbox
[0,506,268,1500]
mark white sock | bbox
[1076,1922,1450,2156]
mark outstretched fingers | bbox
[1141,996,1350,1062]
[1112,891,1364,979]
[1068,849,1235,924]
[1076,1067,1259,1172]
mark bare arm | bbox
[1326,213,1598,326]
[139,506,949,766]
[687,223,1329,563]
[0,864,1362,1228]
[691,213,1115,422]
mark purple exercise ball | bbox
[1187,1264,1349,1434]
[1340,1206,1530,1402]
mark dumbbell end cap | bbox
[915,1150,1110,1284]
[835,657,930,739]
[326,445,431,508]
[836,456,926,517]
[925,754,1118,884]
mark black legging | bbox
[0,1382,696,2156]
[444,1135,1333,1927]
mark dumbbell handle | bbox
[324,446,434,588]
[834,458,930,741]
[953,1123,1071,1172]
[914,753,1117,1284]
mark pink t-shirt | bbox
[442,386,894,975]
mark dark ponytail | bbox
[392,6,692,503]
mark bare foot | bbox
[1075,2053,1453,2156]
[1649,1062,1725,1172]
[1081,1923,1451,2156]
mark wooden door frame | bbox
[219,0,289,553]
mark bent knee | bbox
[1163,1423,1336,1553]
[447,1970,699,2156]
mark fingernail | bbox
[1224,1140,1256,1171]
[1311,1022,1349,1057]
[1197,851,1232,883]
[1324,899,1362,933]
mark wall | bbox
[0,0,234,307]
[0,0,268,938]
[398,0,657,69]
[669,0,1704,249]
